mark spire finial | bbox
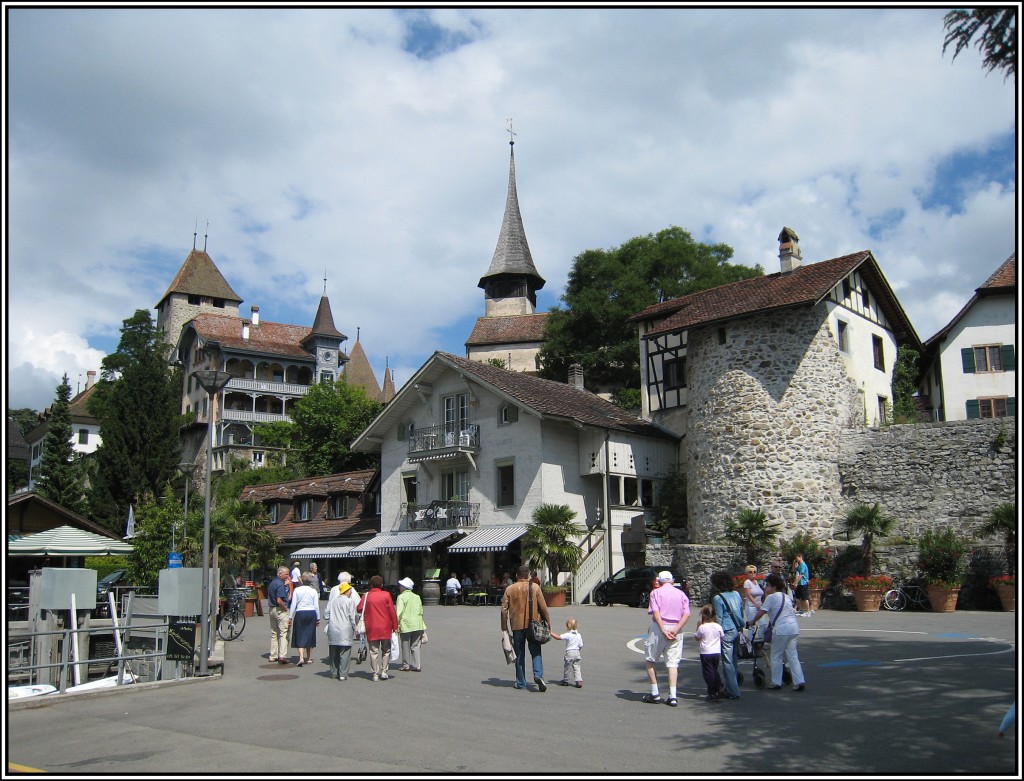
[506,117,516,146]
[356,326,361,342]
[323,268,328,296]
[193,219,198,250]
[203,220,209,252]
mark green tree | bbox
[520,503,586,585]
[7,407,38,493]
[978,502,1016,576]
[943,8,1017,80]
[252,421,298,467]
[891,345,925,423]
[289,379,382,475]
[127,486,202,589]
[35,374,87,513]
[723,508,780,565]
[88,310,182,533]
[841,502,896,575]
[213,463,301,505]
[538,226,762,391]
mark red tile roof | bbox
[465,313,549,346]
[191,313,318,359]
[980,253,1016,291]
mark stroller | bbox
[740,621,790,689]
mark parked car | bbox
[592,566,689,608]
[95,569,131,615]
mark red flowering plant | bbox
[732,573,765,590]
[808,577,831,589]
[990,574,1015,589]
[842,574,893,591]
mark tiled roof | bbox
[979,253,1016,291]
[438,353,677,440]
[381,367,396,403]
[306,295,346,341]
[191,313,315,359]
[241,469,376,501]
[156,249,243,308]
[478,144,545,290]
[634,252,869,335]
[345,341,382,401]
[465,313,549,346]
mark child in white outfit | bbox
[694,604,726,701]
[550,617,584,688]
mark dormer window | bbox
[295,499,312,522]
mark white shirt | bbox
[291,567,301,583]
[289,585,321,619]
[762,591,799,635]
[446,577,461,594]
[560,629,584,653]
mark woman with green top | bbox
[396,577,427,672]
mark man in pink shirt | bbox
[642,571,691,707]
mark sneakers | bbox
[575,682,583,689]
[337,676,347,681]
[642,693,663,704]
[559,681,570,687]
[534,677,547,692]
[399,665,410,671]
[793,683,805,692]
[380,672,389,680]
[667,697,678,707]
[372,673,380,682]
[768,685,782,690]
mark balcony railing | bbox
[226,378,311,396]
[220,409,293,424]
[408,423,480,455]
[400,500,479,530]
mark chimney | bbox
[778,226,802,273]
[242,320,250,340]
[568,364,584,390]
[251,305,260,326]
[85,370,96,389]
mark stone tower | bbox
[155,247,242,357]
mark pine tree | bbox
[88,310,182,533]
[35,373,87,513]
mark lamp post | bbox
[175,462,196,554]
[192,369,232,676]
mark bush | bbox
[779,532,837,583]
[918,528,971,587]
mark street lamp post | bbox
[192,369,232,676]
[175,462,196,554]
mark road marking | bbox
[819,659,883,667]
[7,762,45,773]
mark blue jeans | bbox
[511,628,544,687]
[720,628,741,698]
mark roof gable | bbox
[156,249,243,309]
[466,313,549,346]
[924,253,1016,348]
[188,313,317,360]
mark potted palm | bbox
[521,503,585,608]
[723,508,781,566]
[917,528,971,612]
[841,503,896,610]
[978,503,1016,612]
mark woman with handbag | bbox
[288,572,321,667]
[356,574,399,681]
[500,564,550,692]
[748,573,805,691]
[710,570,744,699]
[396,577,427,672]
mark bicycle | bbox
[217,587,248,640]
[882,582,931,611]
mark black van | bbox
[592,566,688,608]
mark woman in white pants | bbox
[750,573,805,691]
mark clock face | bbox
[322,350,333,361]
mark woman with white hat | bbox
[396,577,427,672]
[324,572,360,680]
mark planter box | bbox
[542,590,567,608]
[851,588,883,612]
[926,585,961,613]
[996,584,1015,612]
[808,588,824,612]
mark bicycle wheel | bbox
[217,610,245,641]
[882,589,906,611]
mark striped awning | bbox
[290,545,355,559]
[445,525,528,554]
[8,525,134,556]
[345,529,462,556]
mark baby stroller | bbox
[741,621,790,689]
[356,633,368,664]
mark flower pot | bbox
[996,584,1015,612]
[808,588,823,612]
[851,587,883,612]
[926,584,961,613]
[542,590,567,608]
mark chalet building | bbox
[25,371,101,490]
[240,468,380,588]
[465,139,548,373]
[351,353,679,596]
[918,254,1016,422]
[630,228,921,541]
[161,247,392,473]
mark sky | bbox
[4,4,1019,413]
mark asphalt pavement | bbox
[5,603,1018,776]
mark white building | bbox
[26,372,101,490]
[918,254,1016,421]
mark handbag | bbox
[390,631,400,662]
[763,596,786,643]
[527,582,551,644]
[501,605,517,664]
[356,599,366,636]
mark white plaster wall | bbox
[939,296,1016,421]
[826,301,898,427]
[466,343,540,373]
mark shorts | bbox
[794,584,809,600]
[645,622,683,668]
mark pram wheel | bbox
[753,667,765,689]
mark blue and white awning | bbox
[344,529,463,556]
[290,545,355,559]
[445,525,528,554]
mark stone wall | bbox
[686,305,862,542]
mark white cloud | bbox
[4,6,1017,411]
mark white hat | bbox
[657,571,674,583]
[398,577,414,590]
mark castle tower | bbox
[155,248,243,357]
[302,295,348,384]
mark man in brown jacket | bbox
[501,564,550,691]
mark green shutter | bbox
[1001,345,1015,371]
[961,347,976,373]
[1008,398,1016,417]
[508,405,519,423]
[965,399,980,419]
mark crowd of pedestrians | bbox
[263,558,809,706]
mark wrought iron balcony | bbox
[400,500,479,530]
[408,423,481,456]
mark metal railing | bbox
[408,423,480,454]
[572,533,607,605]
[400,500,480,530]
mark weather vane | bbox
[506,117,516,146]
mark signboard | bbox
[166,621,196,662]
[168,552,183,569]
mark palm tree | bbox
[520,504,585,585]
[978,502,1016,576]
[841,503,896,574]
[723,508,780,565]
[942,8,1017,80]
